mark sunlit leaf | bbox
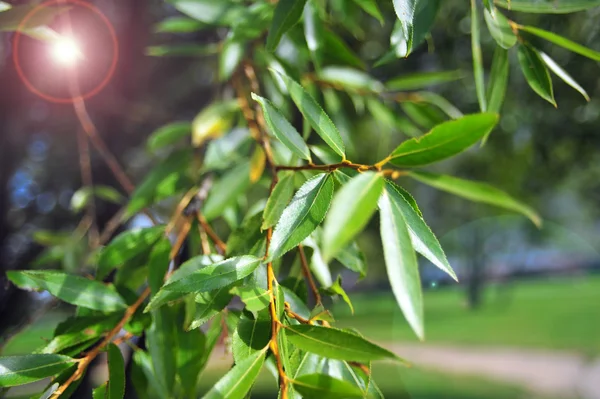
[202,349,266,399]
[0,354,75,387]
[539,51,589,101]
[484,9,517,49]
[517,44,556,106]
[292,373,364,398]
[518,24,600,61]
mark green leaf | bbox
[386,70,463,91]
[189,288,234,330]
[292,373,365,398]
[392,0,417,56]
[202,349,266,399]
[233,286,271,312]
[385,181,456,281]
[322,29,364,69]
[322,276,354,314]
[486,47,510,114]
[0,354,75,387]
[266,0,307,51]
[126,149,192,217]
[539,51,590,101]
[352,0,384,23]
[70,186,124,213]
[386,113,499,167]
[232,314,271,363]
[147,308,177,395]
[408,171,542,226]
[262,172,296,230]
[144,255,224,311]
[148,237,172,296]
[146,43,219,57]
[41,314,122,354]
[304,0,324,68]
[252,94,311,161]
[484,9,517,49]
[471,0,487,111]
[317,67,384,93]
[495,0,600,13]
[517,44,556,106]
[7,270,127,312]
[269,173,334,261]
[334,242,367,279]
[379,190,424,340]
[170,0,245,25]
[176,321,206,397]
[414,92,464,120]
[107,344,125,399]
[147,122,191,152]
[227,213,266,257]
[192,100,240,148]
[154,16,204,33]
[203,161,252,221]
[322,172,384,261]
[160,256,262,293]
[285,325,402,362]
[271,70,346,158]
[219,35,244,81]
[518,25,600,61]
[93,383,107,399]
[97,226,164,280]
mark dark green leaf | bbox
[97,226,164,280]
[147,308,177,395]
[386,70,463,91]
[285,325,402,362]
[266,0,307,51]
[322,29,364,69]
[518,25,600,61]
[409,171,542,226]
[107,344,125,399]
[202,349,266,399]
[148,237,172,296]
[385,181,456,281]
[484,9,517,49]
[252,94,311,161]
[322,172,384,261]
[227,213,266,257]
[539,51,590,101]
[495,0,600,13]
[292,373,365,398]
[147,122,191,152]
[386,113,499,167]
[126,149,192,217]
[272,70,346,158]
[262,172,296,230]
[160,256,262,293]
[352,0,384,23]
[203,161,252,221]
[189,288,233,330]
[0,354,75,387]
[517,44,556,106]
[232,314,271,363]
[379,190,424,340]
[7,270,127,312]
[471,0,487,111]
[268,174,334,261]
[176,320,206,397]
[486,47,510,114]
[41,314,121,354]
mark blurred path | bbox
[388,343,600,399]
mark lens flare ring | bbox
[13,0,119,104]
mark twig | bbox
[197,213,227,255]
[298,244,321,305]
[284,303,313,325]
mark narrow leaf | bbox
[517,44,556,106]
[486,47,510,114]
[92,383,107,399]
[386,70,463,91]
[0,354,75,387]
[352,0,384,23]
[252,94,311,161]
[266,0,307,51]
[484,9,517,49]
[202,349,266,399]
[107,344,125,399]
[408,171,541,226]
[495,0,600,13]
[292,373,364,398]
[285,325,402,363]
[269,174,334,261]
[203,161,252,221]
[471,0,487,111]
[539,51,589,101]
[322,172,384,261]
[7,271,127,312]
[386,113,499,167]
[232,314,271,363]
[518,25,600,61]
[147,308,177,395]
[219,35,244,81]
[392,0,417,56]
[379,190,424,340]
[189,288,233,330]
[176,322,206,397]
[385,181,456,280]
[262,172,296,230]
[271,70,346,158]
[147,122,191,152]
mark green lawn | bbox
[335,276,600,356]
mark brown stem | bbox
[284,303,313,325]
[197,213,227,255]
[276,161,379,173]
[298,244,321,305]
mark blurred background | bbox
[1,1,599,398]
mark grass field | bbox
[335,276,600,356]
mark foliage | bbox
[1,0,599,397]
